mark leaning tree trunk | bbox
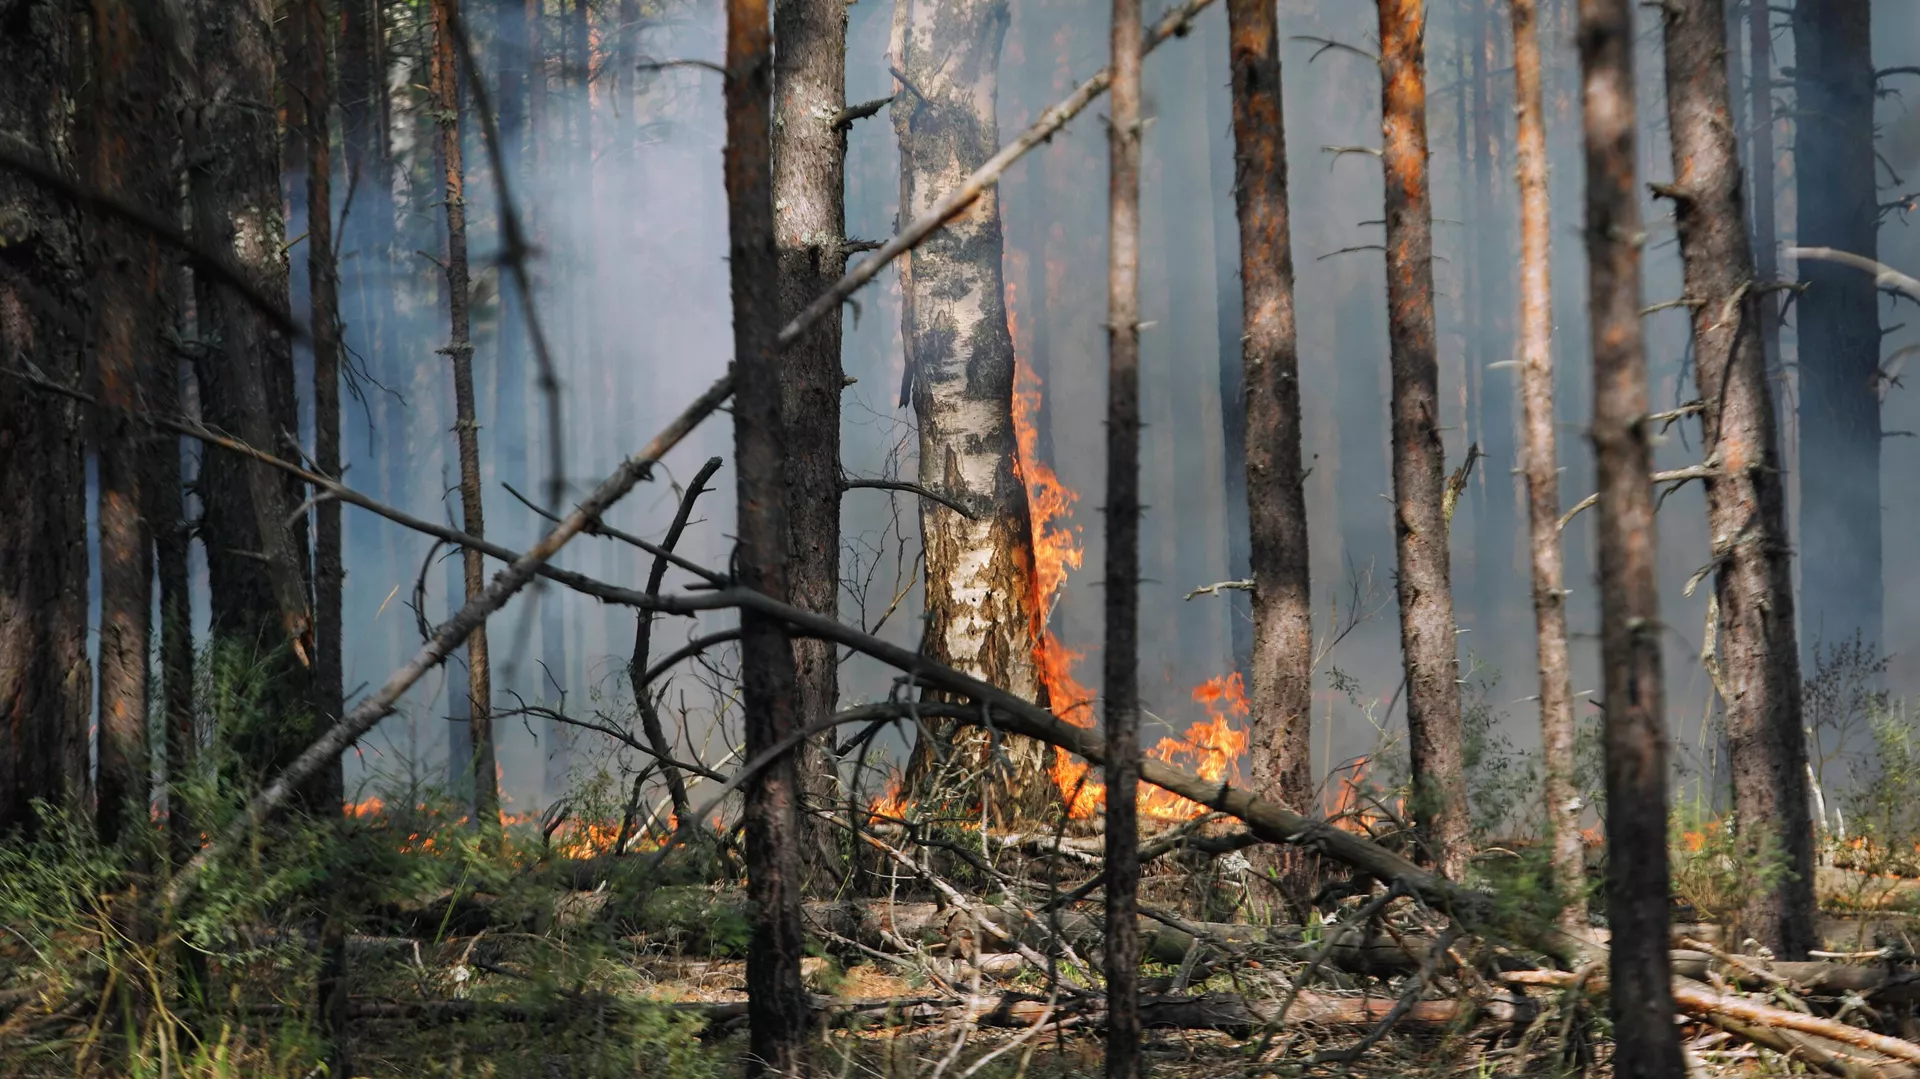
[1509,0,1586,932]
[1103,0,1143,1073]
[86,0,175,845]
[890,0,1051,819]
[726,0,811,1069]
[1659,0,1814,960]
[0,0,91,839]
[1791,0,1879,656]
[1225,0,1314,902]
[1376,0,1468,880]
[1579,0,1687,1073]
[186,0,313,747]
[772,0,849,878]
[430,0,501,839]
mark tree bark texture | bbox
[187,0,312,668]
[1225,0,1311,822]
[890,0,1053,818]
[0,0,91,838]
[1578,0,1686,1074]
[87,0,174,844]
[149,350,195,866]
[1658,0,1813,960]
[726,0,811,1068]
[1509,0,1586,932]
[1791,0,1880,655]
[1376,0,1468,881]
[1103,0,1143,1071]
[431,0,500,837]
[772,0,848,876]
[1746,0,1780,393]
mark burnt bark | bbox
[726,0,811,1068]
[890,0,1053,819]
[1510,0,1586,932]
[0,0,91,838]
[1791,0,1879,656]
[149,349,195,864]
[772,0,848,879]
[1226,0,1310,821]
[430,0,500,839]
[1377,0,1468,880]
[1578,1,1686,1074]
[86,0,174,844]
[186,0,312,728]
[1658,0,1813,960]
[1103,0,1143,1071]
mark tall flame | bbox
[1141,674,1252,821]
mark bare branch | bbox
[1788,245,1920,304]
[1183,579,1253,600]
[841,477,979,519]
[1557,464,1715,531]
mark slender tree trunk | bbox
[149,352,195,865]
[1225,0,1313,893]
[1658,0,1814,960]
[1207,8,1253,683]
[431,0,501,839]
[293,0,351,1060]
[726,0,810,1068]
[87,0,174,845]
[187,0,312,686]
[1102,0,1143,1074]
[890,0,1051,817]
[1579,0,1686,1073]
[1791,1,1879,656]
[1377,0,1468,880]
[1509,0,1586,933]
[772,0,848,876]
[0,0,91,840]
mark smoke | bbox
[309,0,1916,814]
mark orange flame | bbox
[1140,675,1252,821]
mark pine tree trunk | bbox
[430,0,501,839]
[772,0,848,876]
[725,0,811,1067]
[1103,0,1143,1072]
[890,0,1051,817]
[1658,0,1814,961]
[187,0,313,688]
[149,351,195,865]
[87,0,173,844]
[1791,0,1880,657]
[1746,0,1781,399]
[1377,0,1468,880]
[0,0,91,838]
[1579,0,1686,1072]
[1509,0,1586,933]
[1206,6,1253,683]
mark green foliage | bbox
[1841,699,1920,882]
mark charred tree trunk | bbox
[187,0,313,750]
[1377,0,1468,880]
[1791,1,1879,656]
[1509,0,1586,932]
[772,0,848,879]
[1207,7,1253,684]
[1225,0,1313,898]
[149,348,195,865]
[87,0,174,844]
[1578,0,1686,1074]
[725,0,811,1068]
[1658,0,1813,960]
[0,0,91,838]
[430,0,500,839]
[890,0,1051,817]
[1103,0,1143,1073]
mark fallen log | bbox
[1505,969,1920,1068]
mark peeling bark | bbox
[1578,0,1686,1073]
[726,0,811,1067]
[1658,0,1813,960]
[891,0,1050,817]
[0,0,90,838]
[1377,0,1468,881]
[1509,0,1586,932]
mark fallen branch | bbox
[1505,969,1920,1067]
